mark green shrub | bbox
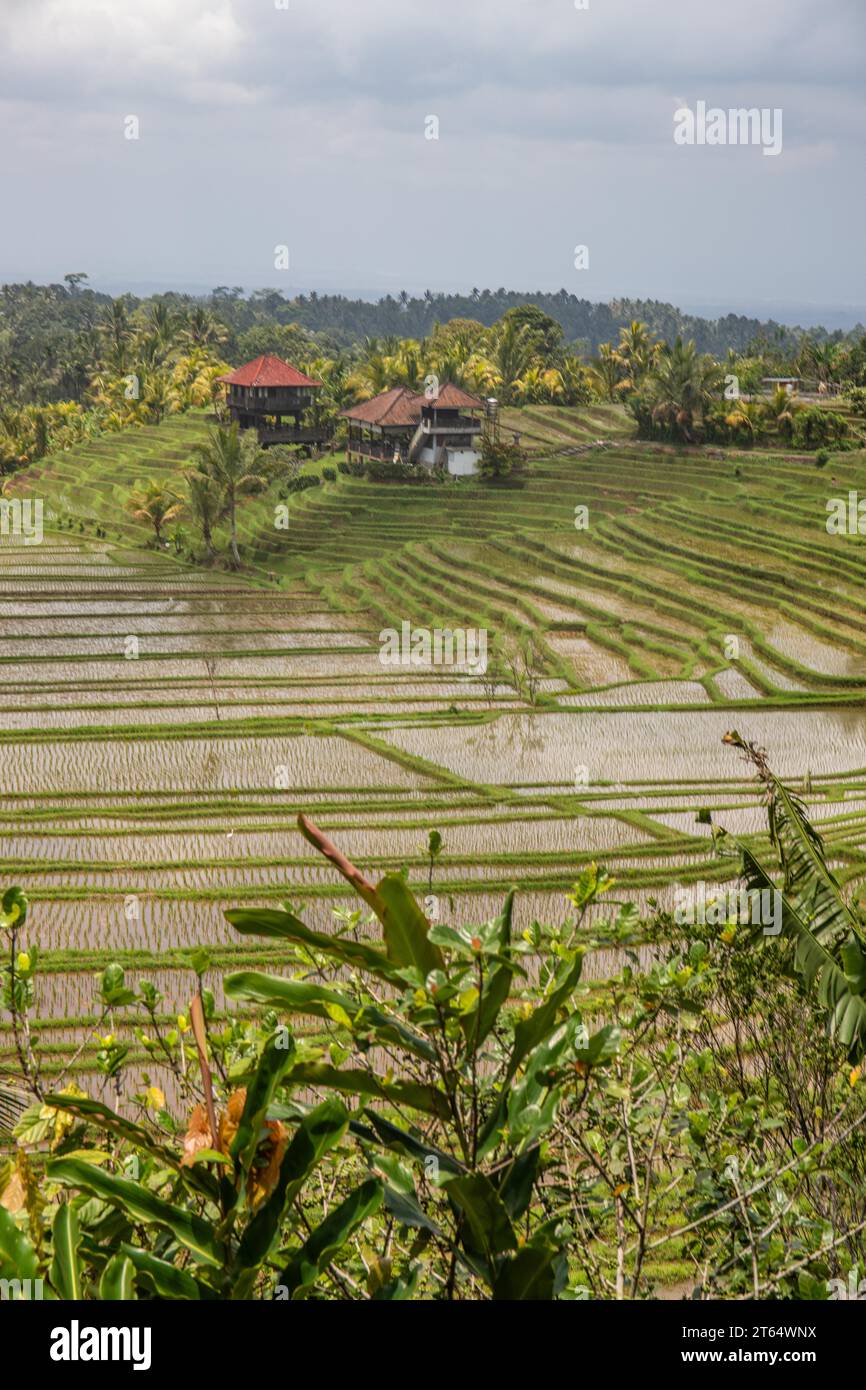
[478,435,526,483]
[364,459,436,483]
[792,406,848,448]
[286,474,321,494]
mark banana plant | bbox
[224,813,618,1299]
[723,731,866,1061]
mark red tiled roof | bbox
[341,386,424,427]
[217,354,322,388]
[341,382,482,426]
[424,383,482,410]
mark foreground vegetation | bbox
[1,739,865,1300]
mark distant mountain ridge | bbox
[201,287,863,355]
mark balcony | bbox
[419,414,482,435]
[227,392,315,414]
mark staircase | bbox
[407,420,429,465]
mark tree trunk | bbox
[229,493,240,568]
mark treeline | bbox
[205,286,860,358]
[0,282,230,468]
[2,276,866,471]
[3,276,864,407]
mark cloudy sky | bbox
[0,0,863,319]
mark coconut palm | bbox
[141,370,181,425]
[557,354,593,406]
[185,469,225,560]
[515,365,565,405]
[617,320,658,390]
[144,302,180,355]
[643,337,724,442]
[490,319,538,404]
[171,350,229,411]
[769,385,799,442]
[797,337,839,387]
[724,399,765,445]
[181,305,229,350]
[387,341,425,391]
[588,343,627,403]
[126,480,184,545]
[190,424,272,569]
[318,355,356,412]
[100,298,134,374]
[347,340,390,401]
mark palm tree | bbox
[812,342,839,387]
[145,302,179,355]
[347,343,390,401]
[126,480,184,545]
[182,306,229,350]
[100,298,133,374]
[515,365,565,405]
[557,354,593,406]
[616,320,658,390]
[588,343,627,402]
[643,338,724,442]
[190,424,272,569]
[724,399,765,445]
[311,354,355,414]
[388,341,425,391]
[490,319,538,404]
[797,338,838,387]
[769,385,798,442]
[185,470,224,560]
[141,370,180,425]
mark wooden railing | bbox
[347,440,406,461]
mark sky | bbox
[0,0,864,321]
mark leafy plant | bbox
[4,746,866,1301]
[223,811,620,1299]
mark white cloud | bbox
[0,0,863,304]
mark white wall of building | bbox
[417,441,480,475]
[447,449,479,476]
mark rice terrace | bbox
[2,0,866,1323]
[3,393,864,1060]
